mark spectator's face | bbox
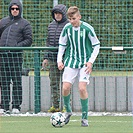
[54,12,63,21]
[11,5,19,16]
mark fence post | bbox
[34,50,41,113]
[53,0,58,6]
[20,0,23,16]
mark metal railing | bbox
[0,47,132,113]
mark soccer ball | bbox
[50,112,66,127]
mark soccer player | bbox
[57,6,100,126]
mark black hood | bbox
[9,0,22,19]
[51,4,67,23]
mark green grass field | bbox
[0,116,133,133]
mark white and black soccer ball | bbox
[50,112,66,127]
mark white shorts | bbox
[62,67,90,84]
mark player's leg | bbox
[62,82,72,112]
[79,67,90,127]
[79,82,89,126]
[62,67,78,124]
[62,82,72,124]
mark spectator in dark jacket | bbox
[42,4,69,112]
[0,0,32,114]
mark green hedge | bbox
[0,0,132,47]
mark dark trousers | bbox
[49,60,62,109]
[0,52,22,110]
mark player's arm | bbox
[85,44,100,74]
[88,44,100,64]
[85,29,100,74]
[57,45,66,70]
[88,28,100,64]
[57,26,68,70]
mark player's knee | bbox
[79,87,87,94]
[62,86,70,92]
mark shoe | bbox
[6,110,11,114]
[61,106,66,113]
[0,109,6,114]
[81,119,89,127]
[65,112,72,125]
[0,109,10,114]
[48,106,60,113]
[55,108,60,112]
[12,108,20,114]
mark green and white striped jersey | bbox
[58,21,100,68]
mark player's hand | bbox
[42,59,48,70]
[85,62,93,74]
[58,62,64,70]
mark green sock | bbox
[80,98,88,119]
[63,94,72,112]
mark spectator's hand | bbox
[58,62,64,70]
[42,59,48,70]
[85,62,93,74]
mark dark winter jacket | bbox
[44,4,69,61]
[0,0,32,50]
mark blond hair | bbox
[67,6,80,17]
